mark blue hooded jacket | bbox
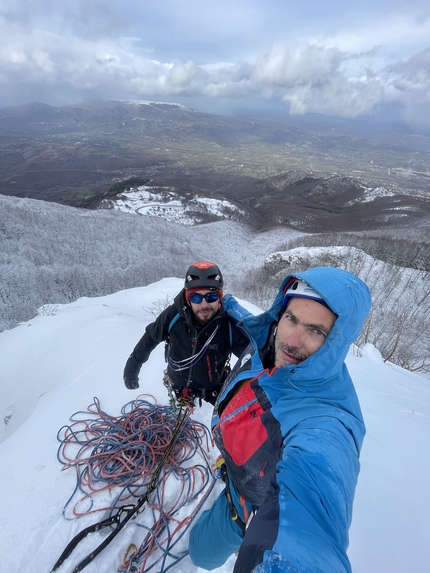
[214,267,372,573]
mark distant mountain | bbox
[1,100,430,233]
[0,100,251,142]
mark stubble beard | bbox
[274,340,308,367]
[195,307,216,324]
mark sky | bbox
[1,1,430,130]
[1,278,429,573]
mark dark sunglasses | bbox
[189,292,220,304]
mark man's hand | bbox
[124,376,139,390]
[123,353,142,390]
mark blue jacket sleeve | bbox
[222,293,254,321]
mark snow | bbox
[1,278,429,573]
[346,186,395,205]
[125,100,189,109]
[264,246,365,270]
[102,185,248,225]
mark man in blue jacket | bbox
[189,266,372,573]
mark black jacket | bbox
[124,289,250,397]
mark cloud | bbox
[1,3,430,129]
[253,43,345,87]
[384,47,430,97]
[250,43,385,117]
[377,47,430,129]
[322,13,430,59]
[0,0,131,38]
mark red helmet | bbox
[184,261,224,290]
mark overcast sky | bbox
[1,0,430,129]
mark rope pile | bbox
[57,395,217,572]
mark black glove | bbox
[124,377,139,390]
[123,353,142,390]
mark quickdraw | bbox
[50,400,193,573]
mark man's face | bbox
[274,297,336,367]
[189,289,219,324]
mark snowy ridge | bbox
[346,186,395,205]
[0,279,429,573]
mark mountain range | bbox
[1,100,430,233]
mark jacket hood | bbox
[242,267,372,382]
[174,289,188,315]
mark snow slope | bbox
[0,279,429,573]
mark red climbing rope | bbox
[55,395,217,572]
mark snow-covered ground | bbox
[102,185,248,225]
[107,183,403,224]
[347,186,395,205]
[1,279,429,573]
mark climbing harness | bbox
[214,456,257,534]
[50,395,214,573]
[215,457,247,533]
[163,371,202,410]
[163,370,211,409]
[164,311,234,408]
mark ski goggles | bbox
[188,292,220,304]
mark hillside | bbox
[0,192,299,330]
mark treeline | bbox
[0,196,202,330]
[276,232,430,271]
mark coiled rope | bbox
[56,395,217,572]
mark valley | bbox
[1,101,430,235]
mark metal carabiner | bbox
[122,543,139,572]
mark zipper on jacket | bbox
[212,369,268,429]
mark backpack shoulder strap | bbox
[168,313,180,333]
